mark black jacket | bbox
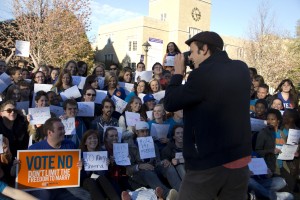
[164,51,252,170]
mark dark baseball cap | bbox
[185,31,224,50]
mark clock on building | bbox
[191,7,201,21]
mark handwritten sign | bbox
[119,82,134,95]
[94,90,108,104]
[15,40,30,57]
[277,144,298,160]
[125,111,140,126]
[82,151,108,171]
[250,118,267,132]
[287,129,300,145]
[28,107,51,125]
[248,158,268,175]
[111,95,127,114]
[62,118,76,135]
[60,86,82,101]
[137,136,156,159]
[152,91,165,102]
[49,105,64,117]
[103,126,123,143]
[16,149,81,191]
[150,123,170,139]
[77,102,94,117]
[175,152,184,164]
[135,71,153,82]
[72,76,86,90]
[0,134,3,154]
[113,143,131,166]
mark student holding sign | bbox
[80,130,120,200]
[61,99,87,148]
[103,127,130,193]
[161,125,185,180]
[255,109,282,174]
[104,72,126,100]
[26,117,90,200]
[280,109,300,192]
[51,69,73,97]
[126,121,180,200]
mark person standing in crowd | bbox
[162,42,181,70]
[164,31,252,200]
[273,79,299,109]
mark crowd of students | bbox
[0,42,299,200]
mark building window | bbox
[189,27,201,38]
[160,13,167,21]
[105,54,113,62]
[129,41,132,51]
[133,41,137,51]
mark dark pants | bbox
[83,176,120,200]
[177,165,250,200]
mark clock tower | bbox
[149,0,211,47]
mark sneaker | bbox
[275,192,294,200]
[248,192,256,200]
[166,189,178,200]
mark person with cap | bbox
[164,31,252,199]
[126,121,181,200]
[142,94,156,118]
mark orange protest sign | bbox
[16,149,81,191]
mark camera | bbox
[183,51,194,69]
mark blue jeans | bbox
[248,176,286,199]
[175,164,186,180]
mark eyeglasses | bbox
[110,68,117,70]
[2,108,18,113]
[85,93,96,97]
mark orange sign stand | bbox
[16,149,81,191]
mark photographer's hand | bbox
[174,54,185,75]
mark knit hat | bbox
[143,94,156,103]
[135,121,149,130]
[185,31,224,50]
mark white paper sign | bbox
[0,73,12,93]
[15,40,30,57]
[152,91,165,101]
[135,71,153,82]
[165,56,175,66]
[175,152,184,164]
[248,158,268,175]
[113,143,131,166]
[137,136,156,159]
[16,101,30,114]
[125,111,140,126]
[150,123,170,139]
[111,95,127,114]
[60,85,82,101]
[28,107,51,125]
[95,90,108,104]
[49,105,64,117]
[277,144,298,160]
[72,76,86,90]
[62,117,76,135]
[250,118,267,132]
[83,151,108,171]
[287,129,300,145]
[138,93,146,104]
[0,134,3,154]
[103,126,123,143]
[98,77,105,89]
[77,102,95,117]
[119,82,134,95]
[146,111,153,120]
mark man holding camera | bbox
[164,31,252,200]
